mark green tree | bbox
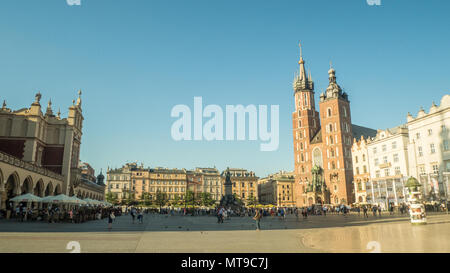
[200,192,214,207]
[173,194,181,206]
[246,195,257,207]
[105,192,118,204]
[125,190,137,206]
[184,190,195,208]
[233,193,243,206]
[141,192,152,206]
[155,190,168,210]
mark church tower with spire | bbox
[291,44,371,207]
[292,43,321,205]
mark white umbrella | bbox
[10,193,43,203]
[68,196,87,205]
[84,198,101,205]
[41,194,73,204]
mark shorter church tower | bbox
[318,65,355,205]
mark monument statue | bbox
[219,167,241,210]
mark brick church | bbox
[292,44,376,206]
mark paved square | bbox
[1,213,449,253]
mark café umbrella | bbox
[83,198,102,205]
[68,196,88,205]
[10,193,43,203]
[41,194,74,204]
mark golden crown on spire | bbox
[298,41,304,64]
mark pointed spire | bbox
[299,41,303,62]
[57,108,61,118]
[298,41,307,81]
[293,41,314,93]
[46,99,53,116]
[2,100,6,110]
[328,61,336,83]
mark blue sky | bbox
[0,0,449,177]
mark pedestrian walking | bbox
[131,207,136,223]
[363,206,368,218]
[253,209,262,231]
[108,211,115,231]
[138,210,144,223]
[217,207,224,223]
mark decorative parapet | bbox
[0,150,64,181]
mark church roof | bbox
[352,124,377,140]
[310,128,323,144]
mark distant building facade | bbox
[221,168,258,204]
[407,95,450,201]
[351,137,371,204]
[106,163,136,200]
[136,167,187,202]
[366,126,410,208]
[258,171,295,207]
[194,168,224,202]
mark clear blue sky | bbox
[0,0,449,177]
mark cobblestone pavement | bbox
[0,212,449,253]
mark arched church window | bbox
[313,147,323,168]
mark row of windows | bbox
[142,187,186,192]
[373,142,398,154]
[354,154,366,163]
[415,125,447,140]
[375,167,402,178]
[108,175,130,181]
[325,106,348,118]
[418,164,441,175]
[355,165,368,175]
[417,143,445,156]
[232,182,255,188]
[109,174,186,180]
[134,180,186,185]
[374,154,400,165]
[110,184,134,190]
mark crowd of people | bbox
[2,201,448,232]
[0,202,121,224]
